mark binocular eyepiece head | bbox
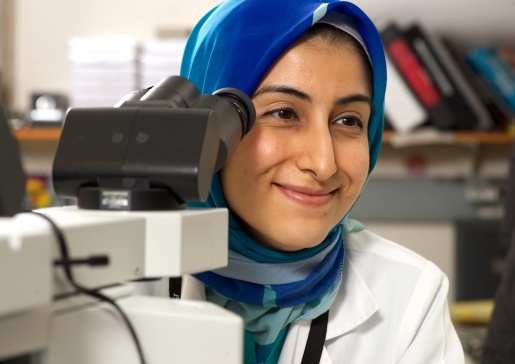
[53,76,256,211]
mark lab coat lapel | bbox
[326,257,379,340]
[320,346,334,364]
[278,256,379,364]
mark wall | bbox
[11,0,515,112]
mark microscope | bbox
[0,76,255,364]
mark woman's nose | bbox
[295,125,337,181]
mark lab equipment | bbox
[0,76,255,363]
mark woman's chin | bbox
[256,230,332,252]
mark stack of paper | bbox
[69,36,138,107]
[140,38,187,89]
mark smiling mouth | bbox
[273,183,337,206]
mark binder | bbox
[403,23,493,130]
[381,24,457,130]
[383,54,428,132]
[443,38,515,128]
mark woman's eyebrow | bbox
[334,94,373,112]
[253,86,374,112]
[252,85,312,102]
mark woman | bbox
[181,0,464,363]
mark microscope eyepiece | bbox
[213,88,256,137]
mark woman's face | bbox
[219,38,372,252]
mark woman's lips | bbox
[274,183,336,206]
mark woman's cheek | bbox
[354,148,370,185]
[336,141,369,184]
[245,129,285,171]
[221,128,282,203]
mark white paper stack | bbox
[69,36,138,108]
[140,38,187,89]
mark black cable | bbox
[54,255,109,267]
[30,211,146,364]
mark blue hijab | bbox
[182,1,386,363]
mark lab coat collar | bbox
[325,256,379,340]
[278,255,380,364]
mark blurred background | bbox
[2,0,515,362]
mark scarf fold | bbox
[213,231,341,285]
[195,228,343,307]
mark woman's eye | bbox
[271,109,295,120]
[334,116,363,128]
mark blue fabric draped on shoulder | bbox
[181,0,386,174]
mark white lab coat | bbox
[181,229,465,364]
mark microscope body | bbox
[0,208,243,364]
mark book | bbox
[403,23,493,130]
[381,23,457,130]
[466,46,515,113]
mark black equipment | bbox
[0,103,25,217]
[52,76,255,211]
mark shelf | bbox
[12,127,61,142]
[382,130,515,145]
[452,131,515,145]
[11,127,515,145]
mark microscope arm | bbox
[35,206,229,294]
